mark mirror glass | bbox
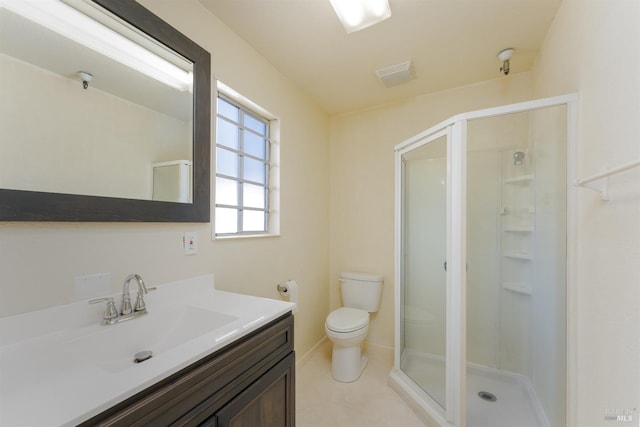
[0,0,195,204]
[0,0,210,222]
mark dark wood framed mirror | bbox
[0,0,211,222]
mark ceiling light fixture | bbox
[329,0,391,33]
[0,0,192,91]
[498,48,514,75]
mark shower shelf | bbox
[504,174,534,184]
[503,251,533,260]
[503,225,534,233]
[502,282,532,295]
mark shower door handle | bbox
[443,261,468,271]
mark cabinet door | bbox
[214,352,295,427]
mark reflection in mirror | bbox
[0,0,194,203]
[0,0,210,221]
[152,160,191,203]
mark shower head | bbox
[513,151,525,166]
[498,48,514,75]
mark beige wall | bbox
[329,73,532,348]
[0,0,331,361]
[532,0,640,425]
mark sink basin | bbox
[0,275,296,427]
[64,306,238,372]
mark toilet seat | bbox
[326,307,369,333]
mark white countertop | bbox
[0,275,294,426]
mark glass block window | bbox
[215,95,271,236]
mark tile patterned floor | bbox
[296,341,426,427]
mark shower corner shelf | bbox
[504,174,534,184]
[502,282,532,296]
[503,251,533,260]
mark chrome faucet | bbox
[121,274,156,315]
[89,274,156,325]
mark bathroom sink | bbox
[64,306,238,372]
[0,275,296,427]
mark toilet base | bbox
[331,344,368,383]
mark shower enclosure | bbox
[390,95,577,427]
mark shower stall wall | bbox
[391,95,577,427]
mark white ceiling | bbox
[199,0,562,115]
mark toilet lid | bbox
[326,307,369,332]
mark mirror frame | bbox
[0,0,211,222]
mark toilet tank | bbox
[340,272,383,312]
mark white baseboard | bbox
[296,336,328,369]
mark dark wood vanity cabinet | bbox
[80,313,294,427]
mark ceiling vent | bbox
[375,60,416,88]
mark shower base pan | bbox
[390,350,551,427]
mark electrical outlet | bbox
[183,231,198,255]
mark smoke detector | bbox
[375,60,416,88]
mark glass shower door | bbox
[464,105,568,427]
[393,95,575,427]
[400,131,448,411]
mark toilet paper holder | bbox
[277,280,296,295]
[277,283,289,294]
[277,280,298,314]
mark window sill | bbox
[214,233,280,241]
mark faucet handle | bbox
[121,294,133,315]
[134,286,157,312]
[134,293,146,312]
[89,297,119,324]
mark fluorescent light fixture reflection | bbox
[329,0,391,33]
[0,0,192,91]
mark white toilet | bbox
[325,272,383,382]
